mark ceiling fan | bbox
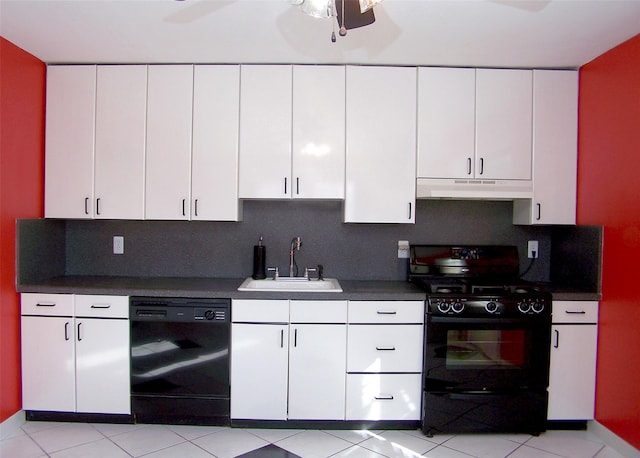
[291,0,383,42]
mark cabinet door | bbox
[230,323,289,420]
[239,65,292,199]
[417,67,476,179]
[548,324,597,420]
[288,324,347,420]
[513,70,578,225]
[21,316,76,412]
[476,69,532,180]
[345,66,416,223]
[76,318,130,414]
[94,65,147,219]
[292,65,345,199]
[145,65,194,220]
[192,65,242,221]
[45,65,97,219]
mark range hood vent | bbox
[416,178,533,200]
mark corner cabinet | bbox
[344,66,417,223]
[513,70,578,225]
[548,301,598,421]
[21,293,130,415]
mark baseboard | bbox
[0,410,25,440]
[588,420,640,458]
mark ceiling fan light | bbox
[359,0,382,13]
[300,0,332,18]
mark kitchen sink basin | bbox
[237,277,343,292]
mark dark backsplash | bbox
[18,200,566,283]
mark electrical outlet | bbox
[527,240,539,259]
[398,240,410,259]
[113,236,124,255]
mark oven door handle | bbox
[428,316,546,326]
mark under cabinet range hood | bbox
[416,178,533,200]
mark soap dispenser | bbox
[252,236,266,280]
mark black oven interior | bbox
[130,297,230,426]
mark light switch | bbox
[113,236,124,255]
[398,240,410,259]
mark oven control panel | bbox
[428,294,550,318]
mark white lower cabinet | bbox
[346,301,424,421]
[230,299,347,421]
[21,294,130,415]
[548,301,598,421]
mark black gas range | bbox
[410,245,552,436]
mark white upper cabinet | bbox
[145,65,194,220]
[239,65,293,199]
[475,68,533,180]
[417,67,476,179]
[292,65,345,199]
[94,65,147,219]
[45,65,96,219]
[192,65,242,221]
[513,70,578,225]
[344,66,417,223]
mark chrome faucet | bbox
[289,236,302,277]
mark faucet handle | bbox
[304,267,317,280]
[267,267,279,280]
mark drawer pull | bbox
[36,302,56,307]
[374,395,394,400]
[376,346,396,351]
[90,304,111,309]
[565,310,586,314]
[376,311,397,315]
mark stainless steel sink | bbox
[237,277,343,292]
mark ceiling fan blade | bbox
[336,0,375,30]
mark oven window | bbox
[445,329,525,369]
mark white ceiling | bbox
[1,0,640,68]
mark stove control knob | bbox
[518,300,531,314]
[436,300,451,313]
[452,301,465,313]
[531,300,545,314]
[485,301,498,313]
[204,310,216,320]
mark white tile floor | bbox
[0,421,629,458]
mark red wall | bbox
[578,33,640,449]
[0,37,46,422]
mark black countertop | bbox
[17,275,600,301]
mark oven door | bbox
[424,315,551,392]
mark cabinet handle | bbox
[280,329,284,348]
[90,304,111,309]
[553,329,559,348]
[565,310,586,314]
[96,198,101,215]
[479,157,484,175]
[536,203,542,221]
[467,157,472,175]
[294,328,298,347]
[284,177,288,195]
[374,395,394,400]
[376,346,396,351]
[84,197,89,215]
[408,202,412,220]
[376,310,397,315]
[64,322,70,341]
[194,199,199,217]
[296,177,300,195]
[77,322,83,341]
[182,199,186,217]
[36,302,56,307]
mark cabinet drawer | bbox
[347,324,423,372]
[348,301,424,324]
[552,301,598,324]
[21,293,74,316]
[75,295,129,318]
[346,373,422,420]
[290,300,347,323]
[232,299,289,323]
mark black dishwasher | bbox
[130,297,230,425]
